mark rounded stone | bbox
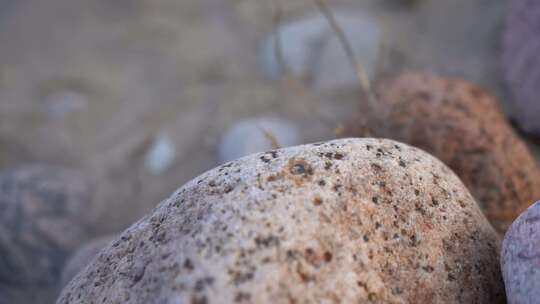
[58,138,504,303]
[0,166,93,303]
[347,72,540,233]
[502,201,540,304]
[503,0,540,135]
[60,235,116,288]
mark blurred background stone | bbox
[386,0,509,110]
[259,10,382,90]
[503,0,540,136]
[144,132,176,175]
[0,166,94,304]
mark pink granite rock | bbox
[57,138,504,303]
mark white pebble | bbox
[144,132,176,175]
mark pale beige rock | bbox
[57,138,504,304]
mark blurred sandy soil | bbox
[0,0,516,234]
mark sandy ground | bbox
[0,0,522,234]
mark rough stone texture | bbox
[58,138,504,304]
[60,235,116,288]
[0,166,93,304]
[503,0,540,135]
[347,73,540,233]
[502,201,540,304]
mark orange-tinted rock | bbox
[502,201,540,304]
[347,73,540,232]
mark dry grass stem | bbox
[258,126,282,149]
[313,0,378,111]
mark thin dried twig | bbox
[271,1,290,76]
[313,0,378,111]
[270,0,341,132]
[258,126,282,149]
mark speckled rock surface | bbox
[503,0,540,135]
[60,235,116,288]
[58,138,504,303]
[347,73,540,233]
[502,201,540,304]
[0,166,93,304]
